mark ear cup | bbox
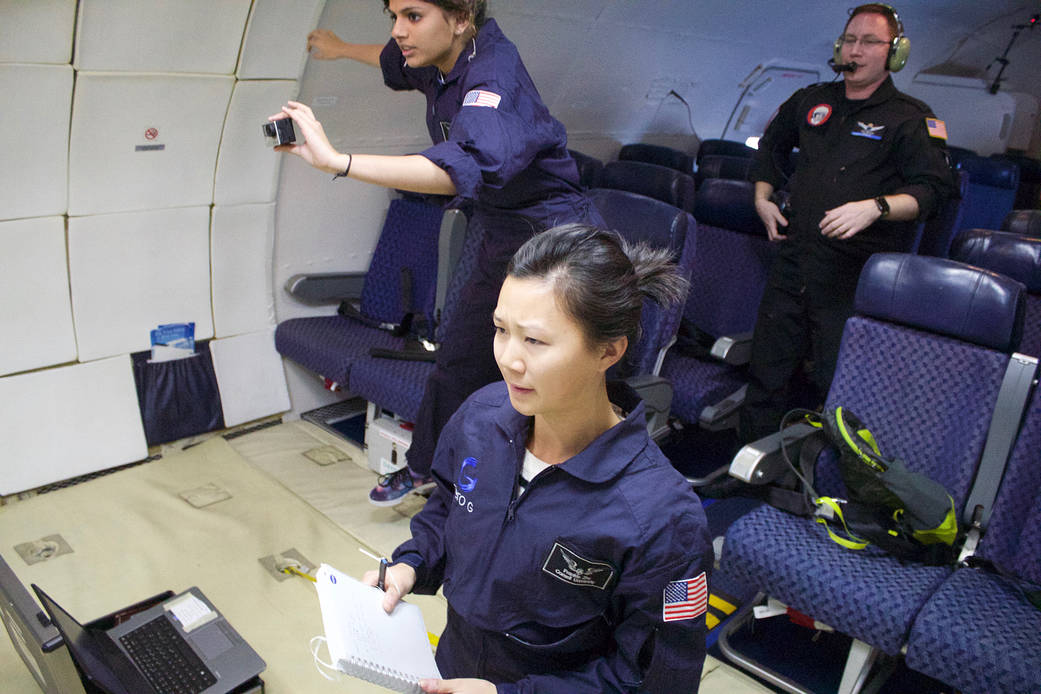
[887,35,910,71]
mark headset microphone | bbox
[828,58,857,73]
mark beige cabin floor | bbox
[0,419,772,693]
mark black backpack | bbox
[769,407,960,565]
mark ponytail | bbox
[507,224,688,350]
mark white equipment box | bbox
[364,403,412,475]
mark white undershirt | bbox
[517,448,552,496]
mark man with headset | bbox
[739,3,954,443]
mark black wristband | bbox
[332,154,352,180]
[874,195,890,218]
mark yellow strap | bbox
[815,497,871,550]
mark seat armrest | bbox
[284,272,366,305]
[698,384,746,431]
[728,422,817,484]
[710,331,753,365]
[627,373,673,441]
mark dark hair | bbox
[382,0,488,30]
[506,224,688,349]
[845,3,902,40]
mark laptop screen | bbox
[32,584,155,694]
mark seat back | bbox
[991,152,1041,210]
[359,197,445,332]
[975,383,1041,586]
[918,169,969,258]
[953,154,1020,233]
[694,138,756,165]
[597,160,696,212]
[814,253,1025,504]
[589,188,696,376]
[687,178,776,338]
[618,142,693,175]
[1002,209,1041,236]
[950,228,1041,357]
[568,149,603,189]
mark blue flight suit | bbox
[392,382,712,693]
[379,19,604,476]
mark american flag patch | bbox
[926,117,948,141]
[663,572,708,622]
[462,89,501,109]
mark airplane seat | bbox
[344,206,486,424]
[718,253,1028,693]
[1002,208,1041,236]
[274,197,453,391]
[949,228,1041,357]
[597,160,697,212]
[346,187,697,440]
[694,138,757,164]
[917,169,969,258]
[659,179,777,440]
[567,149,604,190]
[953,153,1020,234]
[904,381,1041,694]
[990,152,1041,210]
[617,143,694,175]
[694,155,754,188]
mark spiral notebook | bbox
[314,563,441,693]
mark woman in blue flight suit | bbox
[277,0,602,505]
[363,224,712,694]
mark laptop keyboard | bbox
[119,615,218,694]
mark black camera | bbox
[262,119,297,146]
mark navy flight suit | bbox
[392,382,712,693]
[379,19,604,476]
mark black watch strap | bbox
[875,196,890,218]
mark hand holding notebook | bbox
[314,563,440,693]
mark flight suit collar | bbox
[487,381,650,484]
[440,18,504,85]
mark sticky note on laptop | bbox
[164,593,218,633]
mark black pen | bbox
[377,557,388,591]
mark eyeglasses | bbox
[839,35,891,48]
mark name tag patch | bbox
[542,542,615,590]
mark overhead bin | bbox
[68,207,214,362]
[68,72,234,216]
[73,0,251,74]
[0,217,77,377]
[0,65,72,219]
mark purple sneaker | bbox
[368,468,435,507]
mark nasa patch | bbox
[542,542,616,590]
[807,103,833,126]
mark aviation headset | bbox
[833,3,911,72]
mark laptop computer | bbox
[33,583,265,694]
[0,553,85,694]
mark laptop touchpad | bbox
[189,623,233,659]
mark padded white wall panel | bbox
[237,0,327,79]
[0,65,72,219]
[214,80,298,205]
[68,207,215,362]
[0,0,76,64]
[211,329,290,427]
[211,204,276,338]
[0,217,77,376]
[68,72,234,216]
[74,0,252,74]
[0,355,147,495]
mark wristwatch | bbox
[874,196,890,218]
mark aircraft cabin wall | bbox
[2,0,1040,495]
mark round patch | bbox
[806,104,832,126]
